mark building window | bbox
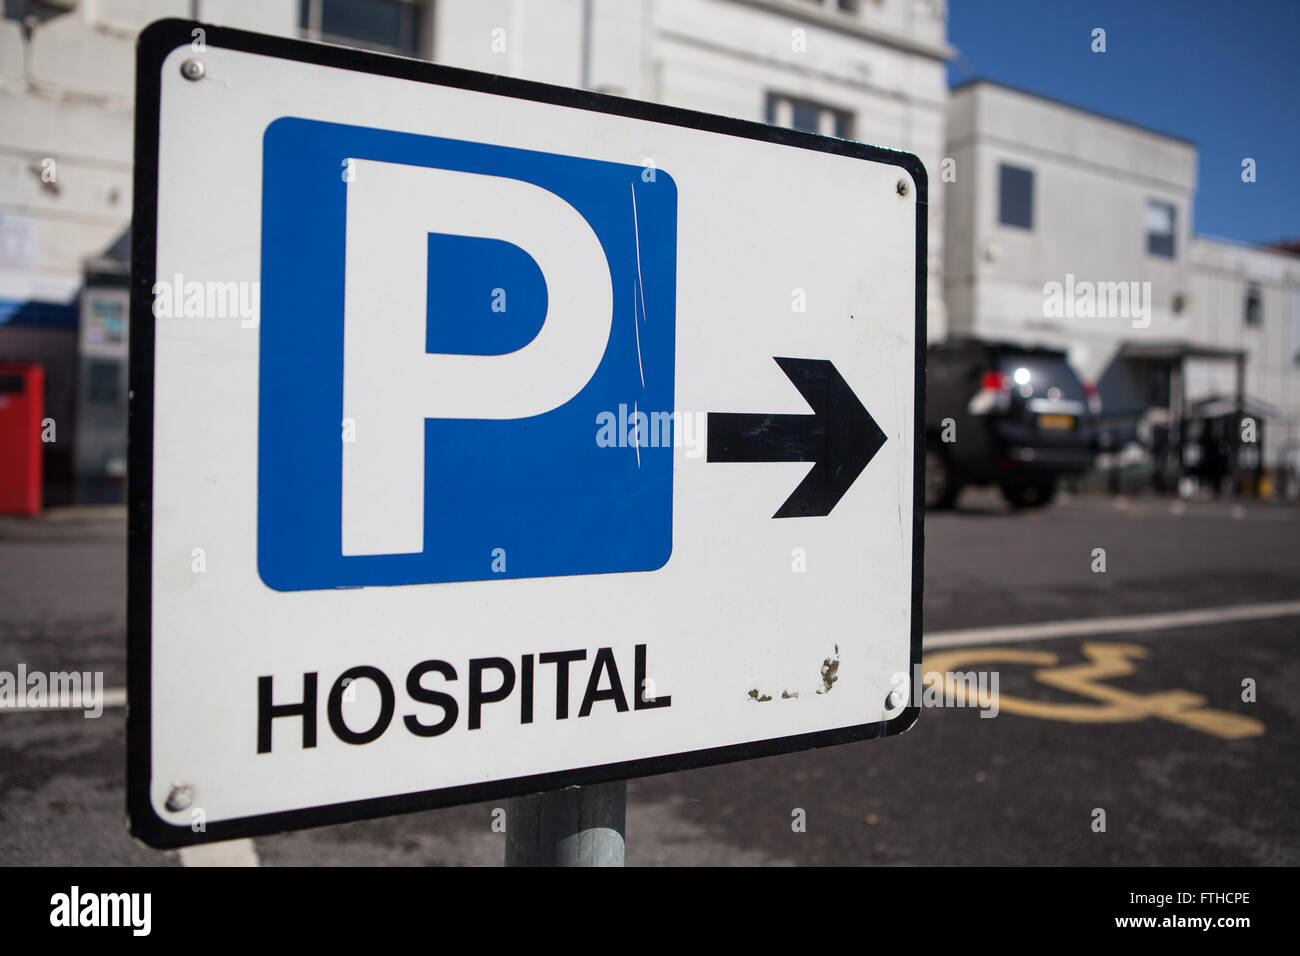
[797,0,860,10]
[1146,200,1176,258]
[299,0,423,57]
[997,163,1033,230]
[765,93,853,138]
[1244,283,1263,328]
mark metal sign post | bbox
[506,782,627,867]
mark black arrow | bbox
[706,357,886,518]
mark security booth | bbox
[75,238,131,504]
[0,362,44,515]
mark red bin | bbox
[0,363,44,515]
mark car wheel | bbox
[925,441,959,510]
[1000,476,1057,509]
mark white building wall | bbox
[3,0,947,323]
[650,0,950,336]
[0,0,298,308]
[941,85,976,340]
[1187,237,1300,470]
[434,0,589,89]
[944,81,1197,386]
[431,0,952,337]
[944,79,1300,475]
[1,8,135,307]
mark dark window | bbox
[1146,200,1176,258]
[998,164,1033,230]
[765,93,853,138]
[791,100,821,133]
[300,0,422,56]
[1244,283,1263,327]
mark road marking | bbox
[1051,497,1300,522]
[923,643,1264,739]
[925,599,1300,650]
[6,602,1298,714]
[178,838,260,867]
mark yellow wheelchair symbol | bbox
[922,642,1264,739]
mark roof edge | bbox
[950,77,1197,147]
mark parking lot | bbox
[2,488,1295,866]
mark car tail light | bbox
[981,370,1009,392]
[1082,381,1101,415]
[968,370,1011,415]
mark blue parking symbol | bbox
[258,118,677,591]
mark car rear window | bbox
[995,353,1087,400]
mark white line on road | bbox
[178,839,260,867]
[925,599,1300,650]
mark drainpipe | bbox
[580,0,593,89]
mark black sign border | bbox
[128,17,927,849]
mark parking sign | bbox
[128,19,925,847]
[259,120,677,588]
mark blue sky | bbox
[947,0,1299,246]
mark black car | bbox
[926,338,1098,509]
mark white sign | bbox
[128,20,925,847]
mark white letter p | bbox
[341,159,613,556]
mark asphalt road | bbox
[2,490,1297,866]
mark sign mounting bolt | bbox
[896,178,910,197]
[180,59,205,81]
[165,784,195,812]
